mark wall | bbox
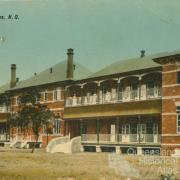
[161,62,180,153]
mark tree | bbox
[10,89,54,153]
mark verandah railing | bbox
[0,134,10,141]
[66,87,161,107]
[81,134,161,144]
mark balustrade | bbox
[66,86,161,107]
[81,133,161,144]
[0,134,9,141]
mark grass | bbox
[0,149,121,180]
[0,149,179,180]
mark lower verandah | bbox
[66,116,161,145]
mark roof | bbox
[153,49,180,59]
[0,83,10,94]
[88,53,164,78]
[2,49,180,92]
[11,60,92,90]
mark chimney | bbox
[16,77,19,83]
[50,67,53,73]
[66,48,74,79]
[140,50,145,58]
[10,64,16,88]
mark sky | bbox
[0,0,180,86]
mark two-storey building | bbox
[0,48,180,156]
[63,50,180,155]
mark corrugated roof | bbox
[88,53,163,78]
[11,60,92,90]
[1,49,180,92]
[153,49,180,59]
[0,83,10,94]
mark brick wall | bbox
[9,85,66,147]
[161,62,180,153]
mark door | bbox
[110,124,116,142]
[122,124,130,143]
[137,124,146,143]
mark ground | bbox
[0,149,179,180]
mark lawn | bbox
[0,149,179,180]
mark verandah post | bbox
[116,117,120,143]
[96,119,100,144]
[80,119,83,141]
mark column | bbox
[116,118,120,143]
[80,120,83,137]
[138,116,141,144]
[116,146,121,154]
[80,85,83,105]
[96,145,101,152]
[137,147,143,155]
[117,78,120,101]
[96,119,100,144]
[97,82,100,104]
[64,87,68,106]
[138,76,141,100]
[80,145,84,152]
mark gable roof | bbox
[88,53,164,78]
[10,60,92,90]
[0,83,10,94]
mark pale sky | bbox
[0,0,180,86]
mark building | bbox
[0,49,180,155]
[63,50,180,155]
[0,49,92,147]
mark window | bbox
[53,88,61,101]
[53,119,61,134]
[177,106,180,133]
[16,96,21,105]
[44,91,48,101]
[122,124,130,134]
[177,71,180,84]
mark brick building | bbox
[0,49,180,155]
[0,49,91,148]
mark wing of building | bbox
[0,49,180,156]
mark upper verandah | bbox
[0,49,180,94]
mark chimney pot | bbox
[140,50,145,58]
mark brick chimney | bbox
[10,64,16,88]
[66,48,74,79]
[140,50,145,58]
